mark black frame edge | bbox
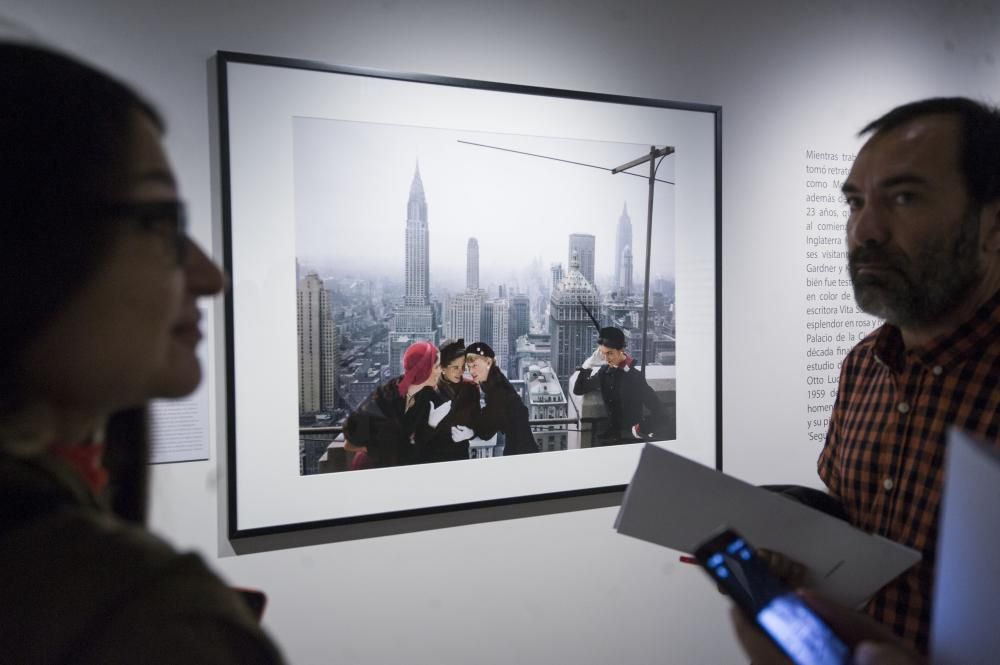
[216,52,240,539]
[714,107,724,472]
[215,50,724,540]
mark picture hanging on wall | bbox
[217,51,721,538]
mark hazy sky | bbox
[293,116,675,290]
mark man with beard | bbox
[735,98,1000,664]
[821,98,1000,655]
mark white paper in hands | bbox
[615,444,921,608]
[428,400,452,427]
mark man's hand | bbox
[451,425,475,442]
[853,642,925,665]
[428,400,452,427]
[731,607,788,664]
[730,590,926,665]
[581,347,605,370]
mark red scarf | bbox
[49,442,109,495]
[611,352,635,370]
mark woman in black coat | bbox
[463,342,539,455]
[413,339,480,463]
[344,341,441,468]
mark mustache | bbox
[848,245,907,271]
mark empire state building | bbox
[389,163,439,371]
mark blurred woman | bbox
[412,338,480,463]
[0,43,283,662]
[343,340,441,468]
[463,342,539,455]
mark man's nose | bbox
[847,201,890,249]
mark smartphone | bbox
[694,528,851,665]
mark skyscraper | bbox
[551,263,564,290]
[509,292,531,357]
[549,253,599,384]
[466,237,479,290]
[447,236,485,341]
[297,271,337,414]
[615,202,632,293]
[620,244,634,297]
[568,233,595,287]
[481,301,493,348]
[390,163,438,371]
[485,298,510,373]
[404,163,429,306]
[446,290,483,341]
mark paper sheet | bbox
[930,429,1000,665]
[614,444,920,607]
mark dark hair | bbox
[0,43,163,521]
[860,97,1000,207]
[0,43,163,409]
[439,338,466,365]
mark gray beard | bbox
[849,207,981,328]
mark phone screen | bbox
[694,529,851,665]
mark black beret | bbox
[598,326,625,350]
[465,341,495,359]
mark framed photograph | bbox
[217,51,721,537]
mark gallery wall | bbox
[3,1,998,663]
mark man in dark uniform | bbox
[572,326,670,445]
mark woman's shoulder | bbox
[346,379,397,424]
[485,377,520,408]
[0,495,281,662]
[485,370,515,392]
[374,378,407,408]
[377,377,402,396]
[1,491,207,594]
[411,385,437,405]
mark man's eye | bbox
[892,192,915,205]
[843,195,862,211]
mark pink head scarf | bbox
[397,341,438,396]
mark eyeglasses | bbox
[105,200,189,264]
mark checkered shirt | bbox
[818,288,1000,654]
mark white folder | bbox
[614,443,920,607]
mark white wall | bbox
[4,1,998,663]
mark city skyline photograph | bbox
[293,115,680,474]
[293,116,676,292]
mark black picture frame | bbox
[217,51,722,539]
